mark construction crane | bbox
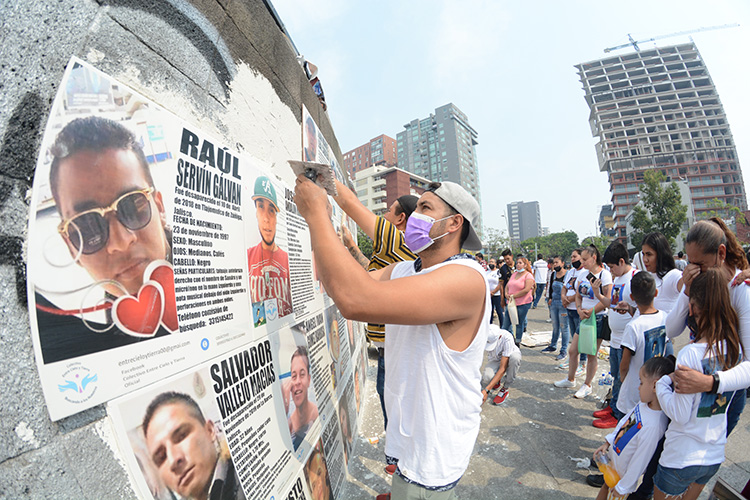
[603,23,739,53]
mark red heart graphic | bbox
[112,281,164,338]
[146,260,178,332]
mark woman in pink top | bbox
[502,256,535,346]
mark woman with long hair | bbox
[502,256,535,346]
[641,232,683,314]
[666,218,750,436]
[654,269,743,500]
[555,244,613,399]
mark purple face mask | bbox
[404,212,451,253]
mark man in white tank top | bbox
[295,177,489,499]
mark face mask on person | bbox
[489,264,496,270]
[554,266,562,272]
[404,212,451,253]
[572,261,581,270]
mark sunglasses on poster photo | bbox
[58,187,155,255]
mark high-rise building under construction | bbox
[576,42,746,243]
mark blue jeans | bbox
[503,302,532,343]
[549,300,569,354]
[377,350,387,430]
[490,295,504,325]
[532,285,545,307]
[609,346,624,419]
[727,387,747,437]
[654,463,721,496]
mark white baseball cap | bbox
[427,181,482,251]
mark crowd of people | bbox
[292,168,749,500]
[480,219,749,500]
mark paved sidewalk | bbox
[341,305,750,499]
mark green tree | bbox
[629,170,687,250]
[482,227,510,258]
[517,230,580,259]
[357,227,373,259]
[700,198,747,225]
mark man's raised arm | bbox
[295,176,483,329]
[331,178,378,240]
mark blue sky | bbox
[271,0,750,242]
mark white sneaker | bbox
[575,365,586,378]
[554,378,575,388]
[574,384,593,399]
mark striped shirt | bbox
[365,216,417,343]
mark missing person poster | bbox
[27,58,267,420]
[108,339,302,500]
[30,58,370,499]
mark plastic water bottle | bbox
[595,373,606,400]
[602,372,613,402]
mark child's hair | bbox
[642,355,676,379]
[689,269,742,370]
[630,271,656,306]
[685,218,748,271]
[642,232,676,279]
[582,244,602,266]
[603,241,629,266]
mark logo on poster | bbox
[57,363,98,404]
[201,338,210,350]
[265,298,279,321]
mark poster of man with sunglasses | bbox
[30,92,177,369]
[27,59,252,420]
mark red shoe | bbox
[593,414,619,429]
[593,406,613,419]
[492,381,501,390]
[492,389,509,405]
[384,464,396,475]
[376,494,391,500]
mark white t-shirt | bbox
[606,402,669,496]
[385,258,489,486]
[576,268,613,314]
[608,268,639,348]
[486,269,501,297]
[563,268,582,311]
[533,259,548,284]
[652,268,682,313]
[488,328,521,362]
[665,268,750,393]
[617,310,668,415]
[658,341,738,469]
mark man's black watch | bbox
[710,373,720,394]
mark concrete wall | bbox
[0,1,340,497]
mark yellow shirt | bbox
[365,216,417,342]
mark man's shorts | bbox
[654,463,721,496]
[392,472,458,500]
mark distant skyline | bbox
[272,0,750,243]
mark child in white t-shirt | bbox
[653,269,743,500]
[617,272,667,417]
[593,356,672,500]
[481,325,521,405]
[595,242,639,428]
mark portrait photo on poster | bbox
[245,172,293,329]
[113,371,246,500]
[271,321,321,453]
[304,439,334,500]
[28,60,179,365]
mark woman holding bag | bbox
[503,256,535,346]
[555,244,613,398]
